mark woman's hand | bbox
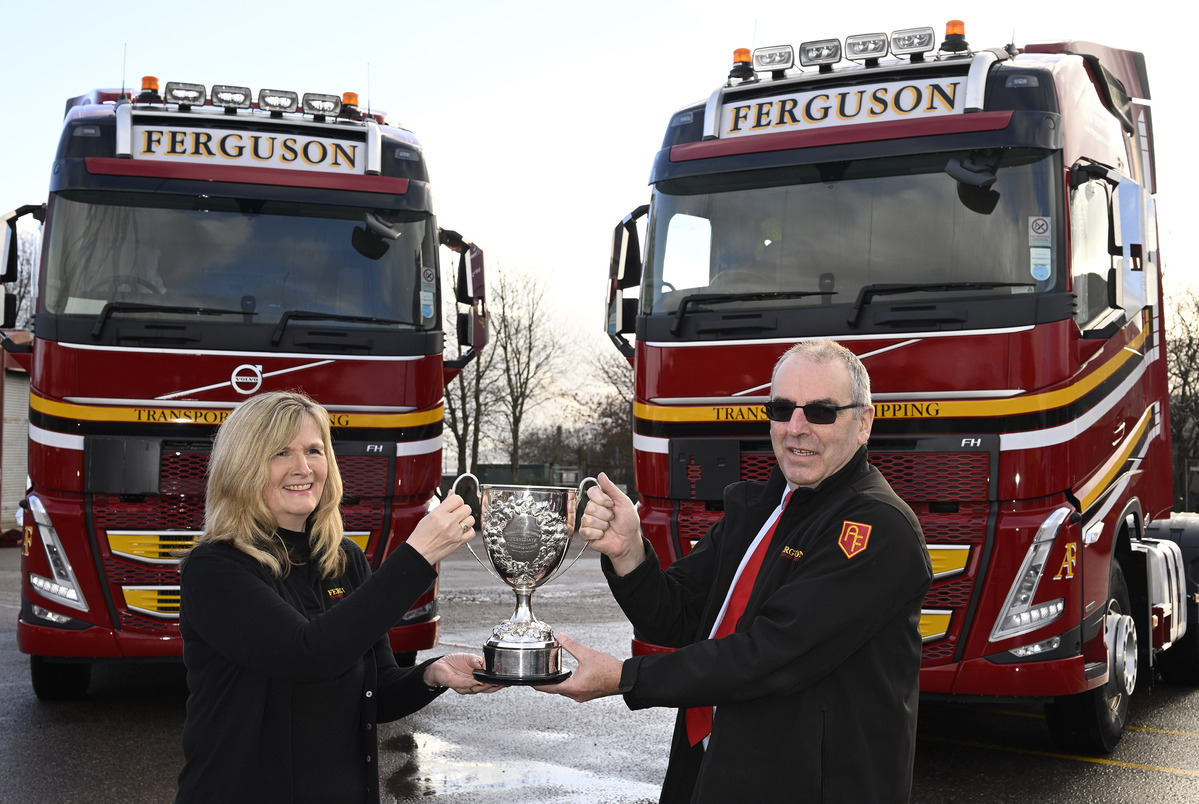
[424,653,505,695]
[407,494,476,565]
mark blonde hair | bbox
[195,391,346,578]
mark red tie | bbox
[685,491,791,746]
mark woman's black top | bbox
[175,529,444,804]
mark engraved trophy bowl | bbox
[452,473,598,685]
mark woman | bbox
[176,391,497,804]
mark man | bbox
[537,340,932,803]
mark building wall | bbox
[2,369,28,530]
[2,331,31,533]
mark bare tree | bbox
[490,269,562,481]
[1166,285,1199,509]
[439,238,501,477]
[583,346,635,486]
[443,342,502,475]
[522,343,635,492]
[592,344,635,401]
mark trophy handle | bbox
[551,476,600,581]
[451,472,503,583]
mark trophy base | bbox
[473,668,572,686]
[479,641,568,685]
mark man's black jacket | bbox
[607,448,933,803]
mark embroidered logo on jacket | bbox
[326,586,346,600]
[838,521,872,559]
[781,546,804,562]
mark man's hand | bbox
[533,634,623,702]
[578,472,646,576]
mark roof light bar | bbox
[752,45,794,73]
[211,84,252,112]
[302,92,342,118]
[845,32,888,64]
[727,21,968,79]
[258,88,299,115]
[891,27,936,58]
[149,81,363,119]
[798,39,841,69]
[164,82,206,108]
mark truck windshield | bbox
[42,191,439,329]
[642,149,1060,314]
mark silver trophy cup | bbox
[452,473,598,685]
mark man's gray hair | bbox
[771,340,872,413]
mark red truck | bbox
[605,21,1198,751]
[2,76,487,699]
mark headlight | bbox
[27,495,89,613]
[990,507,1069,642]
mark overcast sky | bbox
[3,1,1191,349]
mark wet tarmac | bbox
[4,545,1199,802]
[0,545,672,803]
[381,550,672,803]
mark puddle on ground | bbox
[382,731,658,803]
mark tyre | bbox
[1044,559,1136,753]
[30,656,91,700]
[393,651,417,668]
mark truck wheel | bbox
[1044,559,1135,753]
[30,656,91,700]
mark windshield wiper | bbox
[672,291,835,335]
[271,310,406,345]
[92,302,252,338]
[847,282,1034,327]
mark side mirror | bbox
[456,310,473,348]
[1113,180,1144,270]
[2,204,44,283]
[1073,160,1143,268]
[606,205,648,359]
[1,293,33,359]
[440,228,488,374]
[608,205,649,301]
[455,248,473,306]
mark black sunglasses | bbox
[763,399,864,425]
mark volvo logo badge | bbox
[231,364,264,395]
